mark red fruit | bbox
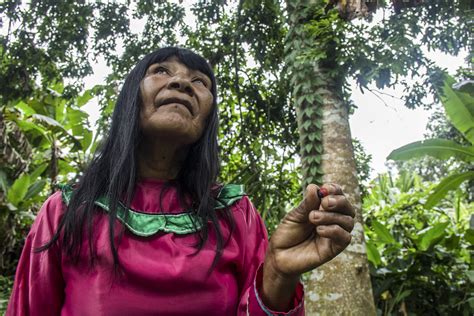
[317,188,329,199]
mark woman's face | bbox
[139,56,214,144]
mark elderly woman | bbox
[7,47,355,315]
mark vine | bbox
[285,0,347,188]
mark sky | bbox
[348,50,466,176]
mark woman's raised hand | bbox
[264,183,355,279]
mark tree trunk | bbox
[285,0,376,314]
[307,76,376,315]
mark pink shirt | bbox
[7,179,304,315]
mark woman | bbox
[7,47,355,315]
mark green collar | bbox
[59,184,246,237]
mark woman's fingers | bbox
[316,224,352,246]
[320,194,355,217]
[309,211,354,232]
[317,183,355,217]
[320,183,344,196]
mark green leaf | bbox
[16,101,36,116]
[32,113,82,148]
[303,107,314,117]
[425,171,474,209]
[58,160,77,174]
[6,174,31,206]
[0,170,8,194]
[15,119,50,141]
[444,235,460,250]
[32,114,65,128]
[314,94,324,105]
[395,290,412,304]
[440,76,474,144]
[469,297,474,309]
[387,139,474,163]
[29,164,48,182]
[372,220,396,244]
[55,101,66,123]
[305,95,315,104]
[80,129,93,150]
[418,222,449,251]
[366,241,382,266]
[44,95,59,106]
[24,180,46,200]
[296,96,305,106]
[51,81,64,93]
[453,79,474,96]
[467,270,474,283]
[464,229,474,245]
[67,108,88,128]
[302,120,311,131]
[307,131,321,141]
[77,89,94,107]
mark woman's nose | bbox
[167,77,193,96]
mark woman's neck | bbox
[137,137,189,180]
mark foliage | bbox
[426,106,473,148]
[388,139,473,162]
[189,0,302,230]
[285,0,361,188]
[302,1,470,110]
[0,82,95,312]
[364,172,473,315]
[388,74,474,208]
[353,138,373,198]
[0,1,94,101]
[391,105,473,202]
[439,77,474,144]
[284,0,469,191]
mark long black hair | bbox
[38,47,233,270]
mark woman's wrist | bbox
[261,257,301,311]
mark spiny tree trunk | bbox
[285,0,376,314]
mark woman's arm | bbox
[6,192,66,316]
[235,196,304,316]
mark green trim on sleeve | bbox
[215,184,246,209]
[58,183,246,236]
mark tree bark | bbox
[284,0,376,314]
[305,77,376,315]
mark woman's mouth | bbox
[156,97,194,116]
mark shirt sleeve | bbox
[235,197,304,316]
[6,191,65,316]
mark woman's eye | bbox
[154,67,169,75]
[192,78,206,86]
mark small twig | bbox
[371,88,404,101]
[367,88,392,108]
[399,301,408,316]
